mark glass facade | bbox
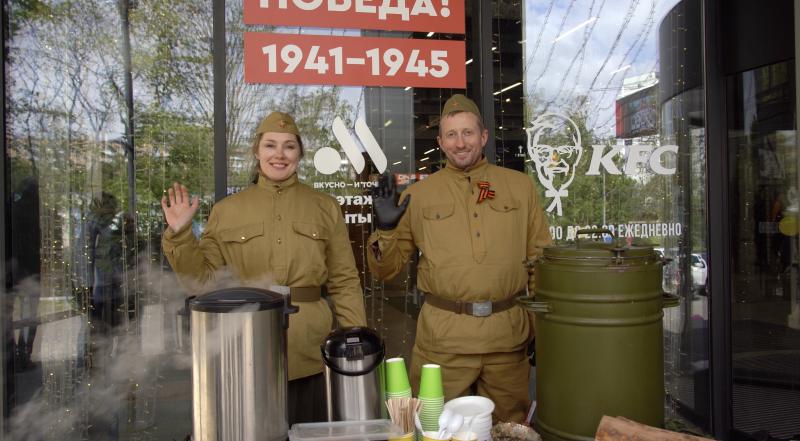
[3,0,213,438]
[727,60,798,441]
[520,0,711,432]
[658,0,709,431]
[2,0,799,440]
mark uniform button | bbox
[473,212,478,218]
[476,231,480,237]
[277,189,283,195]
[312,232,317,238]
[241,236,246,240]
[277,238,282,244]
[277,215,282,221]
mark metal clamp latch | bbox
[472,301,493,317]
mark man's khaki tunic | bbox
[163,174,367,381]
[367,158,552,421]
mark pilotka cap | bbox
[441,94,482,120]
[256,111,301,137]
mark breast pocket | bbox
[219,222,266,275]
[487,197,522,248]
[421,203,455,256]
[291,222,328,277]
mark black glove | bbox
[371,173,411,230]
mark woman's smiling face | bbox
[255,132,301,182]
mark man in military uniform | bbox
[367,94,552,422]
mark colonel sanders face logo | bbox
[526,113,583,216]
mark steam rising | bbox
[6,252,281,441]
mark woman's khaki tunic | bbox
[162,174,367,380]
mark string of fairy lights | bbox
[586,0,657,129]
[541,0,605,112]
[527,0,578,98]
[556,0,609,110]
[525,0,664,140]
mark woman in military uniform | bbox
[161,111,367,424]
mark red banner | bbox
[244,32,466,88]
[243,0,464,34]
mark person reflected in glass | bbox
[160,111,367,424]
[87,192,136,359]
[9,177,42,372]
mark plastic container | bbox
[289,419,404,441]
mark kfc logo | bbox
[526,113,583,216]
[526,113,678,217]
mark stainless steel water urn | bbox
[190,287,298,441]
[322,326,385,421]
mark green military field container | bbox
[518,229,679,441]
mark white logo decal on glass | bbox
[314,117,388,175]
[526,113,583,216]
[526,113,679,217]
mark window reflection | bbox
[4,0,214,438]
[661,86,709,431]
[522,0,709,432]
[657,0,709,430]
[728,60,800,441]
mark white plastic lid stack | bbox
[443,396,495,441]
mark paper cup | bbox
[418,364,444,399]
[385,358,412,394]
[386,388,412,398]
[389,432,415,441]
[418,396,444,432]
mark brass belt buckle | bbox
[472,301,492,317]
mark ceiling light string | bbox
[528,0,578,104]
[576,0,641,110]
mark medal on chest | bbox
[477,181,495,203]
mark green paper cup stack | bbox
[385,357,412,399]
[417,364,445,433]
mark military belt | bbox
[421,290,525,317]
[291,286,323,302]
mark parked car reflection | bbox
[654,248,708,293]
[690,253,708,289]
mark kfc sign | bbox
[526,113,677,216]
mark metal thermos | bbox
[189,287,298,441]
[519,229,680,441]
[322,326,385,421]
